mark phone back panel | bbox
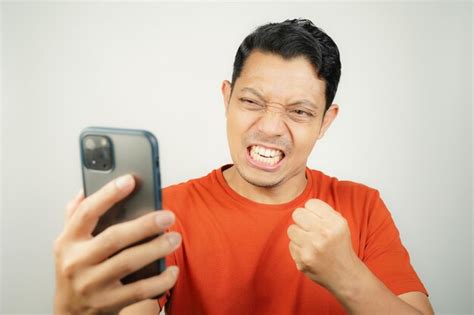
[79,127,164,284]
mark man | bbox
[54,19,434,314]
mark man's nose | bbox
[255,106,288,137]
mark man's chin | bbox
[236,165,284,188]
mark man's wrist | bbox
[323,258,424,315]
[324,255,370,310]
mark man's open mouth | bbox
[247,144,285,167]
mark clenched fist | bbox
[287,199,362,292]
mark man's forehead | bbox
[240,50,320,78]
[236,51,326,105]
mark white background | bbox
[1,2,472,314]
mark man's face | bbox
[222,50,338,188]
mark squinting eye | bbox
[241,98,256,104]
[240,98,264,110]
[292,109,313,117]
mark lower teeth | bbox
[248,147,284,166]
[252,153,281,166]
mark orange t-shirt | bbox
[158,165,428,314]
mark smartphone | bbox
[79,126,165,285]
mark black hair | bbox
[231,19,341,113]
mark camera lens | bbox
[84,137,96,150]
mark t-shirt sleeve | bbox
[362,190,429,297]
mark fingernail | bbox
[169,266,179,277]
[115,175,133,190]
[166,232,181,247]
[155,211,175,228]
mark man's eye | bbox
[291,109,313,117]
[241,98,256,104]
[240,98,264,110]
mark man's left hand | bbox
[287,198,362,291]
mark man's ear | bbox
[221,80,232,114]
[317,104,339,140]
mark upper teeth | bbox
[250,145,283,158]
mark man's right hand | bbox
[53,174,181,314]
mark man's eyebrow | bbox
[288,99,319,110]
[240,87,319,110]
[240,87,265,100]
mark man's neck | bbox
[222,165,307,205]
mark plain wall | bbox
[1,2,472,314]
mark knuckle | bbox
[89,296,108,311]
[320,227,331,239]
[76,280,92,297]
[300,249,314,266]
[117,258,135,276]
[133,283,149,301]
[312,239,325,253]
[77,201,94,222]
[61,260,77,279]
[100,229,120,254]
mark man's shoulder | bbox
[308,168,386,224]
[162,169,216,196]
[309,168,378,192]
[308,168,380,203]
[161,167,222,216]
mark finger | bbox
[67,174,135,237]
[287,224,308,247]
[65,189,84,223]
[85,210,176,264]
[291,207,319,232]
[289,240,300,259]
[288,241,302,268]
[101,266,179,310]
[79,233,181,293]
[304,199,336,219]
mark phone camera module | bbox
[83,135,114,171]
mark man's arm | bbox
[399,292,435,315]
[287,198,434,315]
[329,258,434,315]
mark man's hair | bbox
[231,19,341,113]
